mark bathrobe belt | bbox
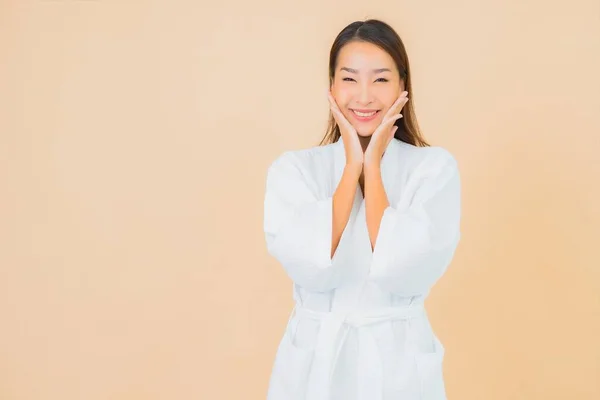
[291,302,427,399]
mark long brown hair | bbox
[319,19,429,147]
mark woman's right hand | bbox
[328,91,364,170]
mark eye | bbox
[341,77,388,82]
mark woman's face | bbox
[331,41,404,137]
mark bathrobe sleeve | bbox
[263,151,351,292]
[368,148,461,296]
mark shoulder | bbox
[266,142,336,179]
[394,139,459,174]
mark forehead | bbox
[336,41,396,71]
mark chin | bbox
[355,125,376,137]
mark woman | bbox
[263,19,461,400]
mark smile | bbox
[351,109,380,121]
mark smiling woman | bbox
[264,18,461,400]
[320,19,429,149]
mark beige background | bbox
[1,0,599,399]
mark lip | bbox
[350,109,380,122]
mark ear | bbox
[329,84,337,99]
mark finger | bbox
[394,94,409,113]
[381,115,402,137]
[327,96,350,124]
[328,96,347,125]
[384,93,408,119]
[329,104,354,134]
[328,95,342,120]
[388,101,406,122]
[385,114,403,126]
[376,113,403,132]
[398,96,409,112]
[387,126,398,142]
[327,92,336,109]
[327,92,343,114]
[329,105,345,126]
[373,115,401,142]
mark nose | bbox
[357,82,373,105]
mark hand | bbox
[328,91,363,170]
[364,91,408,166]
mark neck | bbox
[358,135,371,153]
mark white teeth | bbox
[352,110,377,117]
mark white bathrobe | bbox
[263,136,461,400]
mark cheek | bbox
[382,92,401,111]
[332,93,354,120]
[332,88,351,106]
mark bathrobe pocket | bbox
[414,335,447,400]
[267,319,315,400]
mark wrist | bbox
[344,162,363,173]
[363,162,381,176]
[344,162,362,176]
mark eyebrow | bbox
[340,67,392,74]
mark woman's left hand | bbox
[364,91,409,167]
